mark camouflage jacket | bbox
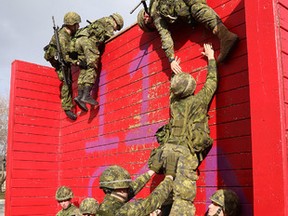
[115,176,173,216]
[56,204,81,216]
[167,60,217,155]
[44,27,72,68]
[97,172,151,216]
[149,0,192,61]
[70,17,116,68]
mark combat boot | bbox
[213,23,239,63]
[65,110,77,121]
[74,88,88,112]
[81,86,99,106]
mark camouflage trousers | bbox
[56,70,73,111]
[77,67,97,88]
[184,0,221,30]
[161,144,199,216]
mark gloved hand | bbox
[148,148,164,174]
[165,153,178,177]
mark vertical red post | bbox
[245,0,288,215]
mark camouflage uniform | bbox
[155,59,217,215]
[115,176,173,216]
[56,204,81,216]
[149,0,220,62]
[55,186,82,216]
[45,27,73,111]
[97,172,151,215]
[71,14,123,107]
[72,16,117,89]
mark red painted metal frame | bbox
[245,0,288,215]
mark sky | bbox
[0,0,142,98]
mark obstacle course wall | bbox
[6,0,288,215]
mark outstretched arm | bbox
[199,43,217,103]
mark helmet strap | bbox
[111,190,128,202]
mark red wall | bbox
[6,0,288,215]
[6,61,61,215]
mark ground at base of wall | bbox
[0,199,4,216]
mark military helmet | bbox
[55,186,74,201]
[64,12,82,25]
[171,72,196,98]
[80,198,99,215]
[210,189,240,216]
[110,13,124,30]
[99,165,132,190]
[137,9,156,32]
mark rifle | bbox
[52,16,72,86]
[130,0,149,15]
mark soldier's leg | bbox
[74,69,88,112]
[81,67,98,106]
[188,0,239,62]
[171,147,198,216]
[57,70,77,120]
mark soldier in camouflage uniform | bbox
[69,13,124,111]
[55,186,82,216]
[207,189,240,216]
[137,0,238,74]
[44,12,81,120]
[148,43,217,215]
[97,153,177,216]
[79,197,99,216]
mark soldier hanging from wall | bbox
[44,12,81,121]
[68,13,124,112]
[136,0,239,74]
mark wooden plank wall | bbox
[278,0,288,215]
[6,0,254,215]
[59,0,253,215]
[6,61,61,215]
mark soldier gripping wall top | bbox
[44,12,81,121]
[137,0,238,74]
[69,13,124,111]
[149,43,217,215]
[97,153,177,216]
[55,186,82,216]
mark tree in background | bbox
[0,95,8,191]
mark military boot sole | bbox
[74,98,88,112]
[217,34,239,63]
[65,110,77,121]
[81,98,99,106]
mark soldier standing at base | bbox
[69,13,124,111]
[137,0,238,74]
[79,197,99,216]
[207,189,240,216]
[148,43,217,216]
[97,154,177,216]
[55,186,82,216]
[44,12,81,120]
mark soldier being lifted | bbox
[69,13,124,111]
[137,0,238,74]
[148,43,217,215]
[44,12,81,120]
